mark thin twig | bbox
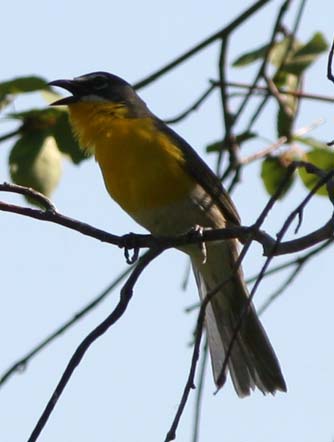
[238,119,323,167]
[181,259,192,291]
[217,36,237,174]
[185,237,334,316]
[168,166,333,435]
[0,128,21,143]
[327,36,334,83]
[215,162,296,387]
[216,166,334,389]
[134,0,272,90]
[164,84,215,125]
[258,264,304,315]
[1,180,334,259]
[27,247,162,442]
[0,265,133,387]
[258,238,333,315]
[248,238,333,284]
[164,277,213,441]
[191,340,208,442]
[245,0,306,132]
[0,182,56,211]
[240,137,287,165]
[166,161,295,438]
[212,80,334,103]
[326,36,334,145]
[264,74,294,117]
[233,0,291,123]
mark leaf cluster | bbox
[0,77,89,203]
[208,32,331,199]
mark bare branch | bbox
[216,163,332,390]
[0,128,21,143]
[327,36,334,145]
[258,238,333,314]
[258,264,304,315]
[2,162,334,442]
[164,276,215,441]
[191,340,208,442]
[240,137,287,165]
[0,182,56,211]
[233,0,291,123]
[212,80,334,104]
[134,0,272,90]
[248,238,334,285]
[166,159,293,435]
[244,0,306,132]
[164,84,215,124]
[1,174,334,260]
[27,248,162,442]
[0,265,133,387]
[264,74,294,117]
[327,36,334,83]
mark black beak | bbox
[48,79,87,105]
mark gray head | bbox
[49,71,151,117]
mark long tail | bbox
[191,239,287,397]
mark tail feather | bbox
[191,239,286,397]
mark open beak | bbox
[48,79,87,105]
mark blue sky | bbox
[1,1,334,441]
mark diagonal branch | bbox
[216,167,334,389]
[134,0,272,89]
[27,247,162,442]
[0,264,133,387]
[164,84,215,125]
[233,0,291,124]
[165,158,295,439]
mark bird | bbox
[49,71,286,397]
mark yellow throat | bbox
[68,101,196,215]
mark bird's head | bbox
[48,72,150,117]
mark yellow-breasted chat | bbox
[49,72,286,397]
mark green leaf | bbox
[299,147,334,196]
[294,136,328,150]
[206,132,256,153]
[297,32,328,55]
[273,35,326,139]
[0,76,48,95]
[0,76,48,103]
[52,111,89,164]
[276,74,300,139]
[232,43,269,67]
[282,32,328,75]
[272,70,289,88]
[235,131,257,144]
[206,140,224,153]
[234,32,327,76]
[232,37,299,69]
[9,134,62,204]
[9,107,88,164]
[261,156,295,198]
[269,38,300,68]
[9,131,46,164]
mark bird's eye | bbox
[91,75,108,90]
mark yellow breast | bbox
[68,102,196,215]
